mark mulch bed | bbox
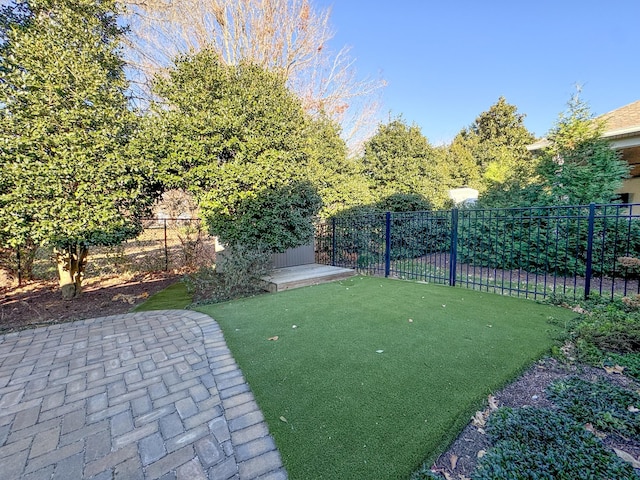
[0,271,181,334]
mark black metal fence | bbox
[315,203,640,301]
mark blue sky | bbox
[320,0,640,144]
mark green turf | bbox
[197,276,575,480]
[133,281,192,311]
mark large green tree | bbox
[0,0,159,298]
[361,118,451,209]
[451,97,535,193]
[533,94,629,205]
[133,50,340,252]
[303,117,373,217]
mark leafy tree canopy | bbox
[361,118,451,208]
[0,0,159,298]
[451,97,535,191]
[134,50,337,251]
[479,93,629,208]
[534,94,629,206]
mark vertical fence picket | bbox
[449,209,458,286]
[163,219,169,272]
[384,212,391,278]
[584,203,596,299]
[331,218,336,267]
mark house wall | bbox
[619,177,640,204]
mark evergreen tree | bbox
[0,0,159,298]
[133,50,328,252]
[451,97,535,192]
[534,94,629,205]
[361,118,450,209]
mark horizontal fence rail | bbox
[315,203,640,301]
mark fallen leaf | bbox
[111,293,148,304]
[458,475,471,480]
[472,411,486,428]
[268,336,279,341]
[614,448,640,468]
[585,423,607,439]
[408,318,413,323]
[443,473,453,480]
[279,416,288,423]
[628,406,640,413]
[571,305,587,314]
[442,305,446,308]
[604,364,625,374]
[488,395,499,411]
[477,449,486,458]
[375,350,384,354]
[449,453,458,470]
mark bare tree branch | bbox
[120,0,385,150]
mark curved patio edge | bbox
[0,309,287,480]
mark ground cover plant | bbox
[547,377,640,439]
[197,276,574,479]
[473,407,637,480]
[424,290,640,479]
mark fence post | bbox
[449,208,459,287]
[331,218,336,267]
[384,212,391,277]
[163,219,169,272]
[584,203,596,300]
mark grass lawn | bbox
[197,276,576,480]
[132,281,192,311]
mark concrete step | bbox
[262,264,356,292]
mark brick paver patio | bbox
[0,310,286,479]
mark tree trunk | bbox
[54,244,89,300]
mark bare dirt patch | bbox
[0,271,181,334]
[430,357,640,479]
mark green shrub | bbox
[185,244,272,304]
[604,352,640,381]
[473,407,637,480]
[551,295,640,363]
[575,311,640,354]
[410,469,445,480]
[457,206,640,279]
[547,377,640,439]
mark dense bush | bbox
[184,244,272,304]
[473,407,637,480]
[457,206,640,278]
[205,181,322,253]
